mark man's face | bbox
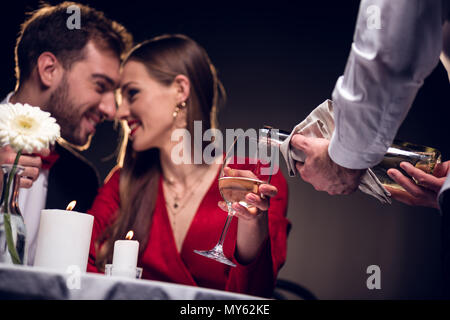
[48,41,120,146]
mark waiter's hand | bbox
[0,145,50,188]
[290,134,364,195]
[385,161,450,209]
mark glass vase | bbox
[0,164,27,265]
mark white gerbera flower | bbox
[0,103,61,153]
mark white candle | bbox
[111,231,139,278]
[112,240,139,270]
[34,209,94,272]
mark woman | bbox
[87,34,290,297]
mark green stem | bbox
[2,150,22,264]
[3,212,21,264]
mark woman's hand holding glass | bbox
[194,135,277,267]
[217,167,278,220]
[212,167,277,266]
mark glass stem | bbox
[217,204,234,247]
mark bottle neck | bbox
[260,126,290,146]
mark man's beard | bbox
[47,76,92,148]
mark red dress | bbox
[87,165,290,297]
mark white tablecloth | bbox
[0,264,262,300]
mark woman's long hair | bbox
[95,34,225,270]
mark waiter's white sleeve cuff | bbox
[328,130,385,170]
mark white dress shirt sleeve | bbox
[328,0,444,169]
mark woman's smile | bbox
[127,119,141,138]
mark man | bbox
[288,0,450,296]
[0,2,133,265]
[290,0,450,207]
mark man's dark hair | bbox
[15,1,133,85]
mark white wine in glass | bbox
[218,176,264,208]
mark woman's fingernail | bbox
[247,194,257,202]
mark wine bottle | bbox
[260,125,442,191]
[371,141,441,191]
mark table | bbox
[0,264,263,300]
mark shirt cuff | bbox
[328,131,385,170]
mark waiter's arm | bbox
[329,0,443,170]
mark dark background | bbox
[1,0,449,299]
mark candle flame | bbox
[66,200,77,211]
[125,230,134,240]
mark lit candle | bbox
[34,201,94,272]
[111,230,139,277]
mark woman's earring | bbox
[173,101,187,119]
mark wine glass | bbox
[194,134,276,267]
